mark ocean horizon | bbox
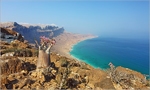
[70,37,149,75]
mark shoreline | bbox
[52,32,98,60]
[52,33,150,77]
[69,35,98,53]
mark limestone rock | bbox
[51,69,57,75]
[2,52,14,57]
[17,78,32,89]
[31,71,38,78]
[0,76,9,89]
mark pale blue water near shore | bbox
[70,37,149,75]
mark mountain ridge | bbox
[0,22,64,43]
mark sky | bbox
[1,0,149,40]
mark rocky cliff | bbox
[0,22,64,43]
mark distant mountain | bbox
[0,22,64,43]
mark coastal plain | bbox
[51,32,97,59]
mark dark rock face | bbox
[0,22,64,43]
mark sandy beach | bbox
[51,32,98,59]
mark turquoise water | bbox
[70,37,149,75]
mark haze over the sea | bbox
[1,0,149,40]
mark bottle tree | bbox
[35,36,56,69]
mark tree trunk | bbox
[35,37,55,70]
[36,49,51,69]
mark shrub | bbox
[25,49,32,57]
[11,43,19,48]
[66,78,78,89]
[2,48,17,54]
[60,59,69,67]
[13,48,32,57]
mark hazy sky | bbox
[1,0,149,39]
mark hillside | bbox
[0,40,149,89]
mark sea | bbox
[70,37,149,75]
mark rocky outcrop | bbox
[0,27,24,43]
[109,63,148,89]
[0,22,64,43]
[0,40,35,57]
[0,58,36,75]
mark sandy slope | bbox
[51,32,97,59]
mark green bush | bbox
[2,48,17,54]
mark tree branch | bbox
[35,40,39,47]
